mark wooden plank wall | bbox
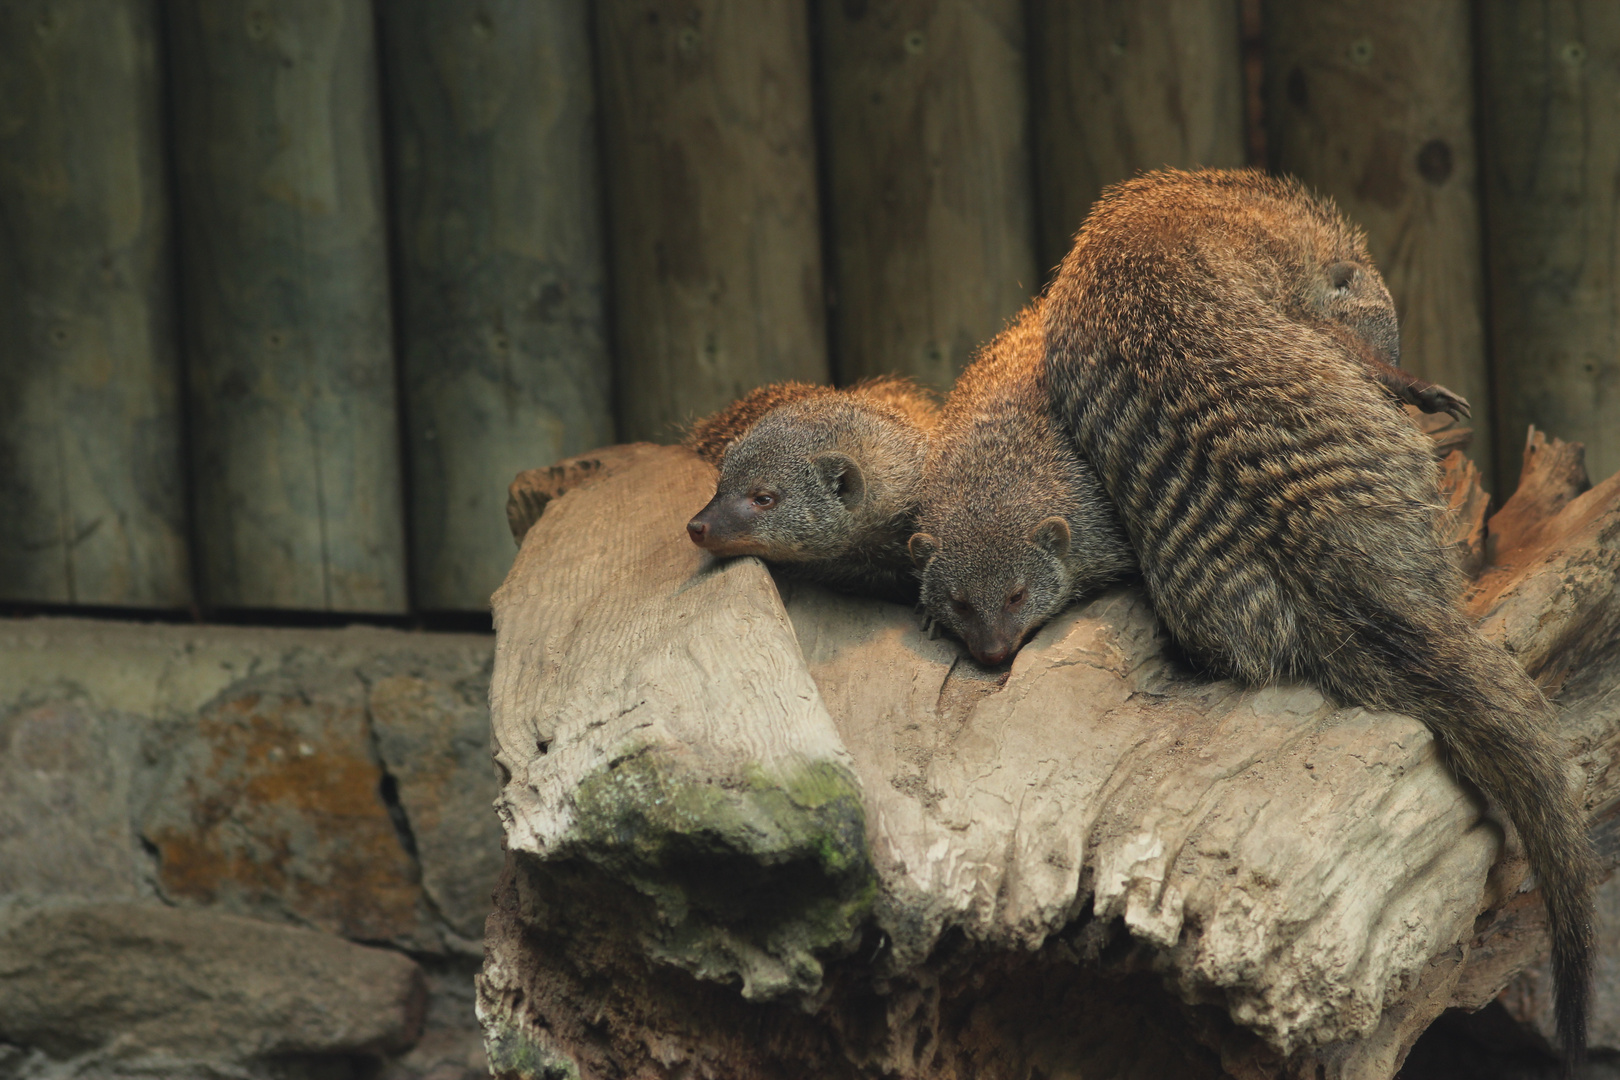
[1,1,1617,615]
[1477,1,1620,491]
[597,0,829,443]
[1029,0,1247,276]
[0,0,190,607]
[818,0,1036,392]
[379,0,612,613]
[166,0,407,612]
[1263,0,1494,479]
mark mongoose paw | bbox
[1417,383,1471,421]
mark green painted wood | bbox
[166,0,407,612]
[379,0,612,612]
[596,0,830,443]
[1030,0,1246,275]
[1478,1,1620,491]
[818,0,1037,392]
[0,0,190,607]
[1264,0,1494,484]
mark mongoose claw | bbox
[1418,383,1471,421]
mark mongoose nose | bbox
[687,519,709,545]
[975,645,1011,667]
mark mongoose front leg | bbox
[1366,358,1471,420]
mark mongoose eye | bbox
[751,492,777,509]
[1007,588,1026,608]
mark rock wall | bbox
[0,617,502,1080]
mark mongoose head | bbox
[909,516,1074,667]
[687,395,928,564]
[1309,257,1400,368]
[688,438,869,561]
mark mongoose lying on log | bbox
[909,184,1465,666]
[684,377,937,601]
[908,301,1135,664]
[1037,168,1594,1067]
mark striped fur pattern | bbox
[684,377,939,601]
[910,302,1136,664]
[1044,168,1595,1067]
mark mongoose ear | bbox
[1031,516,1071,559]
[814,452,866,509]
[908,532,938,568]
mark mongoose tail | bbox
[1044,167,1594,1066]
[1319,598,1595,1070]
[684,377,938,601]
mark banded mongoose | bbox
[684,377,937,601]
[1041,168,1594,1065]
[908,231,1461,666]
[909,300,1136,664]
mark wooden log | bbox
[165,0,406,612]
[488,444,870,1001]
[595,0,830,443]
[378,0,613,613]
[481,437,1620,1078]
[1263,0,1495,484]
[0,0,189,607]
[1476,1,1620,493]
[1029,0,1246,275]
[817,0,1037,392]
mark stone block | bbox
[0,901,425,1062]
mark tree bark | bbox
[484,426,1620,1079]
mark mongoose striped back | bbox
[1044,169,1595,1068]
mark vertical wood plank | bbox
[379,1,612,612]
[818,0,1037,391]
[0,0,190,607]
[597,0,830,443]
[1263,0,1494,482]
[1029,0,1246,275]
[166,0,407,612]
[1477,2,1620,490]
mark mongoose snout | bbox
[687,495,772,556]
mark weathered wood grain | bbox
[482,438,1620,1078]
[817,0,1037,391]
[595,0,830,443]
[1029,0,1246,274]
[0,0,189,607]
[379,0,613,612]
[504,443,659,546]
[1264,0,1494,484]
[166,0,406,612]
[488,444,869,1000]
[1477,1,1620,492]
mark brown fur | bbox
[685,377,938,601]
[910,302,1135,663]
[1044,168,1594,1068]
